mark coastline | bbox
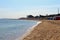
[16,21,42,40]
[22,20,60,40]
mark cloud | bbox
[0,7,60,18]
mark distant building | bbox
[47,14,60,20]
[54,16,60,20]
[47,8,60,20]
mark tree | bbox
[35,16,39,18]
[27,15,34,18]
[39,15,44,17]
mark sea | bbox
[0,19,37,40]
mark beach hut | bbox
[54,16,60,20]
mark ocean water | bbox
[0,19,37,40]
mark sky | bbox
[0,0,60,19]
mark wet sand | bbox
[22,20,60,40]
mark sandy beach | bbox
[22,20,60,40]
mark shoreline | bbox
[16,21,42,40]
[22,20,60,40]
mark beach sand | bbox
[22,20,60,40]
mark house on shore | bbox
[47,9,60,20]
[45,14,60,20]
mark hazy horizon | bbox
[0,0,60,19]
